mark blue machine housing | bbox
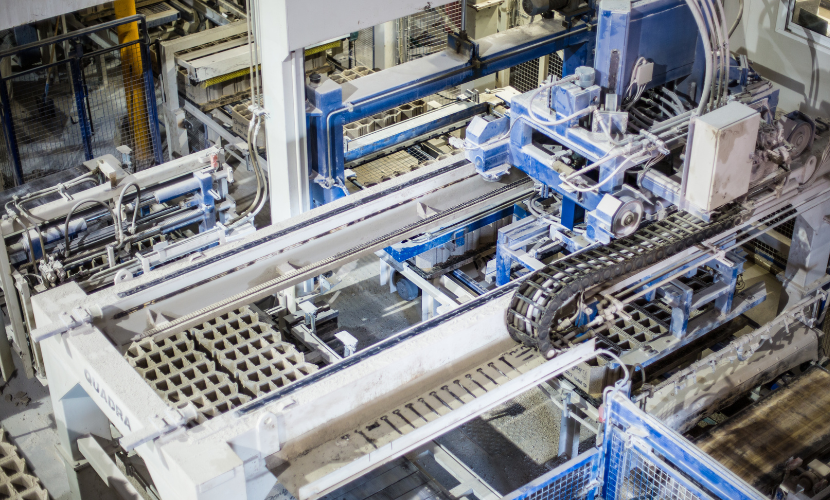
[465,0,723,247]
[595,0,700,96]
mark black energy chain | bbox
[505,205,747,354]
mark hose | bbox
[243,116,270,223]
[64,200,118,259]
[728,0,743,38]
[231,112,268,227]
[696,0,724,109]
[236,113,264,219]
[684,0,715,114]
[5,170,98,216]
[708,0,730,107]
[115,182,141,246]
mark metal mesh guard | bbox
[607,432,712,500]
[505,451,596,500]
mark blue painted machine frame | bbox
[305,17,597,208]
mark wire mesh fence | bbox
[397,2,462,63]
[0,15,162,190]
[741,205,798,272]
[605,430,715,500]
[353,28,375,69]
[82,44,158,171]
[0,61,87,187]
[510,52,565,93]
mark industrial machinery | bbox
[0,145,255,380]
[18,0,830,498]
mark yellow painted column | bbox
[114,0,154,169]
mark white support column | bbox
[42,337,120,500]
[782,199,830,306]
[374,21,397,69]
[259,0,310,223]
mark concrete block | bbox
[0,429,49,500]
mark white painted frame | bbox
[775,0,830,54]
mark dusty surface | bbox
[696,368,830,494]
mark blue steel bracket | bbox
[384,204,515,263]
[604,393,767,500]
[447,33,479,65]
[495,216,554,286]
[307,80,346,208]
[659,280,694,338]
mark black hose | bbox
[64,200,118,259]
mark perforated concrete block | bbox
[127,306,319,422]
[126,333,250,424]
[191,307,318,396]
[151,358,251,424]
[125,332,206,381]
[0,429,49,500]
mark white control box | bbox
[686,102,761,212]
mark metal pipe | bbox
[619,188,830,304]
[461,0,468,35]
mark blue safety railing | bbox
[0,15,162,189]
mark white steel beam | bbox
[258,0,460,55]
[77,436,142,500]
[258,1,310,222]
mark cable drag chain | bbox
[506,206,746,354]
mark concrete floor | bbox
[321,255,423,351]
[0,351,68,499]
[0,257,792,499]
[735,261,785,337]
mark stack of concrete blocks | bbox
[336,66,429,140]
[343,99,428,140]
[231,103,265,148]
[0,429,49,500]
[192,306,317,397]
[125,333,251,424]
[177,68,255,105]
[328,66,375,84]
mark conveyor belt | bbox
[695,368,830,494]
[506,206,746,354]
[279,344,547,496]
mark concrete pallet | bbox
[0,429,49,500]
